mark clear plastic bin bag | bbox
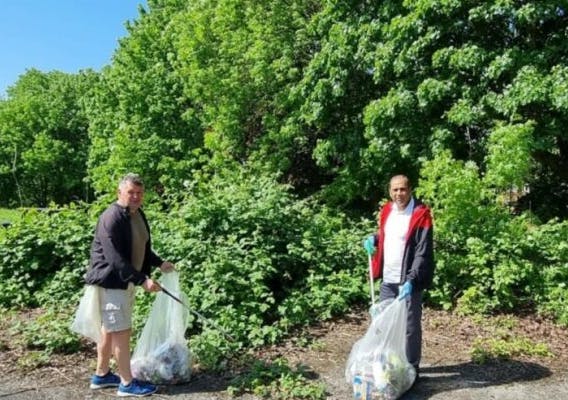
[131,271,192,384]
[70,285,103,344]
[345,299,416,400]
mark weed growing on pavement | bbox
[470,337,552,364]
[228,357,326,399]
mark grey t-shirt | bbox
[130,210,149,271]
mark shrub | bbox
[419,151,568,326]
[0,205,93,308]
[146,168,369,365]
[11,307,82,355]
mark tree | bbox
[86,0,203,196]
[85,0,568,219]
[0,69,97,206]
[358,0,568,217]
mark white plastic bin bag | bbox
[70,285,103,344]
[131,271,192,384]
[345,299,416,400]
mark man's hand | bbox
[160,261,175,273]
[363,235,376,255]
[398,281,412,300]
[142,278,161,292]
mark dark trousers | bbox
[379,282,423,369]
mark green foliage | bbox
[453,216,568,320]
[188,330,234,371]
[471,337,552,364]
[2,0,567,216]
[0,169,370,369]
[466,313,553,364]
[527,220,568,324]
[0,208,20,223]
[0,69,97,206]
[86,1,202,195]
[1,0,568,378]
[174,0,321,167]
[0,205,93,308]
[418,151,568,324]
[228,357,326,399]
[11,307,81,355]
[417,151,499,310]
[484,122,535,190]
[148,167,368,365]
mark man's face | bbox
[389,176,411,209]
[117,181,144,212]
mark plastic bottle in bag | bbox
[352,374,374,400]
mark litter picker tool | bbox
[368,254,376,305]
[157,283,236,342]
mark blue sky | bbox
[0,0,146,97]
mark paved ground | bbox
[1,359,567,400]
[1,307,567,399]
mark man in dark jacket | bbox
[85,173,174,397]
[364,174,435,375]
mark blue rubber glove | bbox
[363,235,376,255]
[398,281,413,300]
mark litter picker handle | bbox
[156,282,236,342]
[368,254,375,305]
[158,284,184,306]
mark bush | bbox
[0,168,370,368]
[11,307,82,355]
[418,152,568,325]
[0,205,93,308]
[146,168,369,366]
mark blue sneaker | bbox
[117,379,157,397]
[90,371,121,389]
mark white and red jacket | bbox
[371,198,435,290]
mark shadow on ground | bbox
[401,359,551,399]
[155,371,233,396]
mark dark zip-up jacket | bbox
[84,202,163,289]
[370,198,435,291]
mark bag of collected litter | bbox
[131,271,192,384]
[70,285,103,344]
[345,299,416,400]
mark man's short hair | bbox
[390,174,411,189]
[119,173,144,189]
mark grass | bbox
[0,208,21,223]
[469,313,554,364]
[470,337,552,364]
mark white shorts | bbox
[100,284,136,332]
